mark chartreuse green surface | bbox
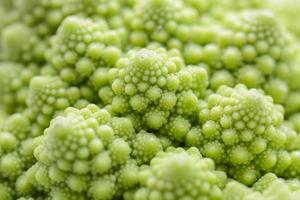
[1,0,300,199]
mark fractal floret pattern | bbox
[1,0,300,199]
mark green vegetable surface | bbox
[1,0,300,199]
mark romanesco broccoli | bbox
[1,0,300,199]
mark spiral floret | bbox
[198,84,289,185]
[128,0,198,45]
[268,0,300,40]
[27,76,81,131]
[203,9,300,110]
[32,104,135,199]
[47,16,123,83]
[107,48,207,136]
[133,147,224,200]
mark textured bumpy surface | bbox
[1,0,300,199]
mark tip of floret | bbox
[61,16,82,33]
[30,76,49,91]
[132,49,160,70]
[244,9,277,26]
[160,153,195,181]
[48,117,72,140]
[243,90,265,109]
